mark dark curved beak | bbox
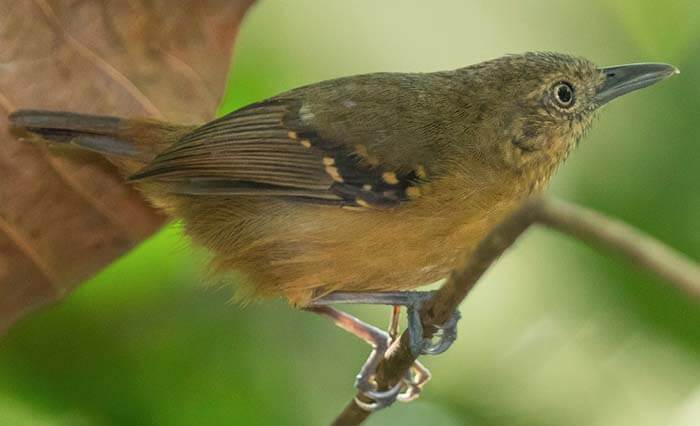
[595,63,679,106]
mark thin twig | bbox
[538,198,700,299]
[331,196,700,426]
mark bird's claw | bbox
[407,303,461,356]
[354,380,402,411]
[396,361,431,403]
[354,360,432,411]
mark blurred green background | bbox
[1,1,699,425]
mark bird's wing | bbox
[129,98,426,209]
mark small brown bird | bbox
[9,52,677,409]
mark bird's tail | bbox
[9,110,193,175]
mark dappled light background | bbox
[1,1,699,425]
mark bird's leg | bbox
[311,291,461,356]
[388,305,401,342]
[384,304,431,404]
[307,291,461,410]
[304,306,403,410]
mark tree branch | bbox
[331,196,700,426]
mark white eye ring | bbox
[554,82,575,108]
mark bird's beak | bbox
[595,63,679,106]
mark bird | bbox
[9,52,678,410]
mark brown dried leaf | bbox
[0,0,255,332]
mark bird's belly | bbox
[225,200,510,306]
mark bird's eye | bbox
[554,82,575,108]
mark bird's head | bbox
[463,52,678,191]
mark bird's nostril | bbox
[607,72,616,78]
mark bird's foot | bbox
[307,291,461,411]
[406,298,461,356]
[353,333,432,411]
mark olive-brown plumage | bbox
[9,52,678,306]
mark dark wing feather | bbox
[129,99,425,208]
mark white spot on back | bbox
[299,104,315,123]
